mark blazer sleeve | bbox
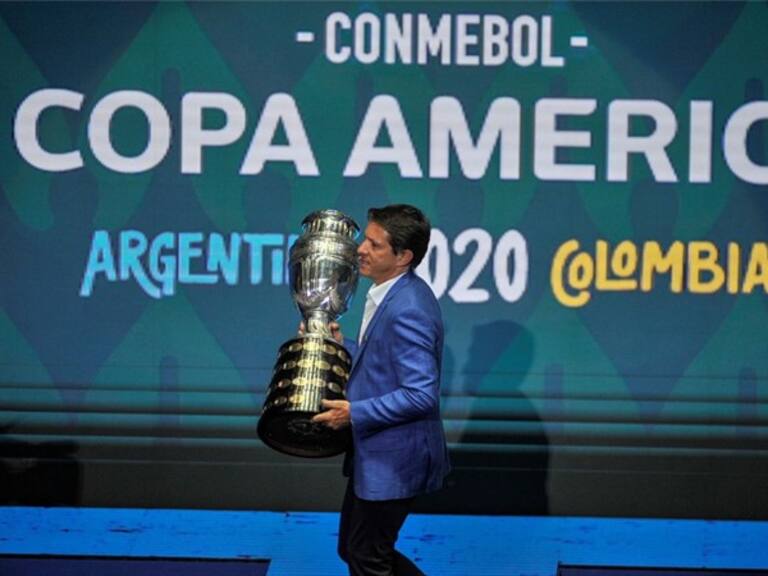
[350,305,440,436]
[343,337,358,357]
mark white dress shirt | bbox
[358,272,406,343]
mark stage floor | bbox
[2,507,768,575]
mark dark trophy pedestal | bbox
[258,335,352,457]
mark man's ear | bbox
[397,249,414,268]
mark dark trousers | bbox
[338,480,425,576]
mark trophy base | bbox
[258,411,351,458]
[258,335,352,458]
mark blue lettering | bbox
[207,232,241,285]
[120,230,161,298]
[80,229,295,297]
[243,233,283,284]
[79,230,117,296]
[178,232,217,284]
[149,232,177,296]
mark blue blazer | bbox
[344,271,450,501]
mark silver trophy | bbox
[258,210,360,457]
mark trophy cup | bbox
[257,210,360,457]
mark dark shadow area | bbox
[418,322,550,515]
[558,565,768,576]
[0,425,81,505]
[0,555,270,576]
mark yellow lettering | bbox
[595,240,638,291]
[727,242,741,294]
[641,241,684,292]
[551,240,593,308]
[742,243,768,293]
[552,239,760,306]
[688,241,725,293]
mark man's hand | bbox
[312,399,351,430]
[329,322,344,344]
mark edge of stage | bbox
[2,507,768,575]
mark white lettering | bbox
[15,89,84,172]
[181,92,246,174]
[430,96,521,179]
[540,16,564,67]
[608,100,678,182]
[325,12,351,63]
[511,15,538,67]
[355,13,380,64]
[385,13,412,64]
[689,100,713,183]
[240,93,319,176]
[724,101,768,185]
[535,98,596,181]
[88,90,170,174]
[455,14,481,66]
[483,15,508,66]
[344,95,422,177]
[417,14,451,65]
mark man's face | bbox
[357,221,410,285]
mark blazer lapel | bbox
[349,272,412,376]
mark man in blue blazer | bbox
[313,204,450,576]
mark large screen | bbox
[1,1,767,518]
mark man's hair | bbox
[367,204,431,269]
